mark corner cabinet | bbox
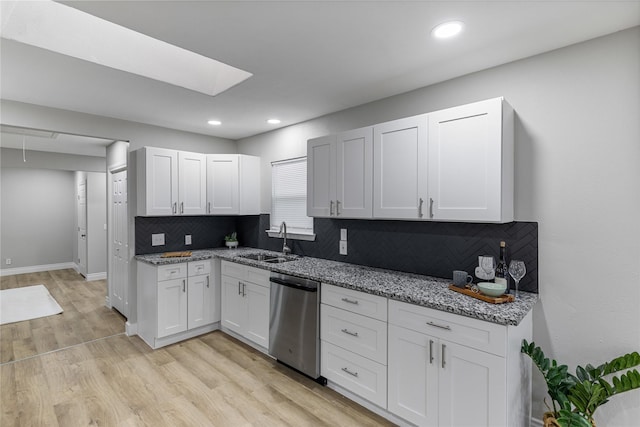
[137,259,220,349]
[307,127,373,219]
[220,261,270,349]
[206,154,260,215]
[427,98,514,222]
[387,299,532,427]
[136,147,206,216]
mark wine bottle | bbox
[495,241,510,293]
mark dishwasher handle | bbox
[269,277,318,292]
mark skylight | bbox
[0,0,252,96]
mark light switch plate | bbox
[339,240,347,255]
[151,233,165,246]
[340,228,347,241]
[185,235,192,245]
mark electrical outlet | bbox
[5,258,12,265]
[339,240,347,255]
[340,228,347,241]
[151,233,165,246]
[185,235,192,245]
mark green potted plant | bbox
[224,232,238,248]
[521,339,640,427]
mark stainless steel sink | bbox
[239,253,298,263]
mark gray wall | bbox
[0,168,76,269]
[1,147,106,172]
[237,27,640,425]
[86,172,107,276]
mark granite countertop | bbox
[136,247,538,326]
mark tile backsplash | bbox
[136,214,538,293]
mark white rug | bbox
[0,284,63,325]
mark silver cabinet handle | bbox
[206,276,210,288]
[341,328,359,337]
[172,202,177,214]
[341,297,359,305]
[442,344,446,369]
[429,197,434,218]
[180,202,184,214]
[341,367,359,377]
[336,200,341,216]
[242,283,246,297]
[418,198,424,218]
[427,321,451,330]
[429,339,434,364]
[208,202,211,214]
[330,200,334,216]
[238,281,242,295]
[182,279,186,293]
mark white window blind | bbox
[271,157,313,234]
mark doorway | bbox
[77,179,88,277]
[110,169,128,316]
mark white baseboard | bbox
[125,321,137,337]
[85,272,107,281]
[0,262,76,277]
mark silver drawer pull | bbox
[429,339,434,364]
[427,321,451,330]
[341,328,359,337]
[341,297,359,305]
[442,344,447,369]
[341,367,358,377]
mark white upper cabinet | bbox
[307,135,336,217]
[178,151,207,215]
[206,154,260,215]
[428,97,514,223]
[137,147,179,216]
[307,128,373,219]
[373,114,428,219]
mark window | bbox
[268,157,315,240]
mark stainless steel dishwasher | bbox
[269,272,325,383]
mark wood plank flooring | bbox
[0,270,395,426]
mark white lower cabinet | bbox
[138,259,220,349]
[220,261,270,349]
[387,299,532,427]
[320,284,388,409]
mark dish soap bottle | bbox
[495,241,510,294]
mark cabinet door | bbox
[178,151,207,215]
[438,340,506,427]
[428,98,510,222]
[307,135,336,217]
[220,275,245,335]
[244,282,270,348]
[336,127,373,218]
[373,115,428,219]
[388,325,439,427]
[206,155,239,215]
[157,278,187,338]
[144,147,178,216]
[187,274,212,329]
[238,155,261,215]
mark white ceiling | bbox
[1,1,639,146]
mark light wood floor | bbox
[0,270,395,426]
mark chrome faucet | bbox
[279,221,291,255]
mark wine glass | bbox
[508,260,526,298]
[479,256,496,280]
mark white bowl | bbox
[477,282,507,297]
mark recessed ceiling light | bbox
[208,120,222,126]
[431,21,464,39]
[267,119,281,125]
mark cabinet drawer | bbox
[321,341,387,409]
[188,260,211,276]
[321,284,387,321]
[321,304,387,364]
[388,299,506,357]
[157,263,187,281]
[221,261,270,287]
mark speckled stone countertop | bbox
[136,247,537,326]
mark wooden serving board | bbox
[160,251,193,258]
[448,284,515,304]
